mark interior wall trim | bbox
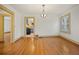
[0,4,14,15]
[24,16,35,36]
[38,35,60,38]
[0,4,15,43]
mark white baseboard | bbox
[38,35,59,38]
[60,35,79,45]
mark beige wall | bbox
[59,5,79,42]
[3,5,24,42]
[22,14,59,37]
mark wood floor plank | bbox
[0,36,79,55]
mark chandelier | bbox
[41,4,47,18]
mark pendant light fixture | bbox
[41,4,47,18]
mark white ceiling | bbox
[9,4,76,14]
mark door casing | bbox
[0,5,14,43]
[24,17,35,36]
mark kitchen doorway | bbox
[24,17,35,37]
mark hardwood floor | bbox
[4,32,11,46]
[1,36,79,55]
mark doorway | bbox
[0,14,13,46]
[0,5,14,46]
[4,15,12,45]
[24,17,35,37]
